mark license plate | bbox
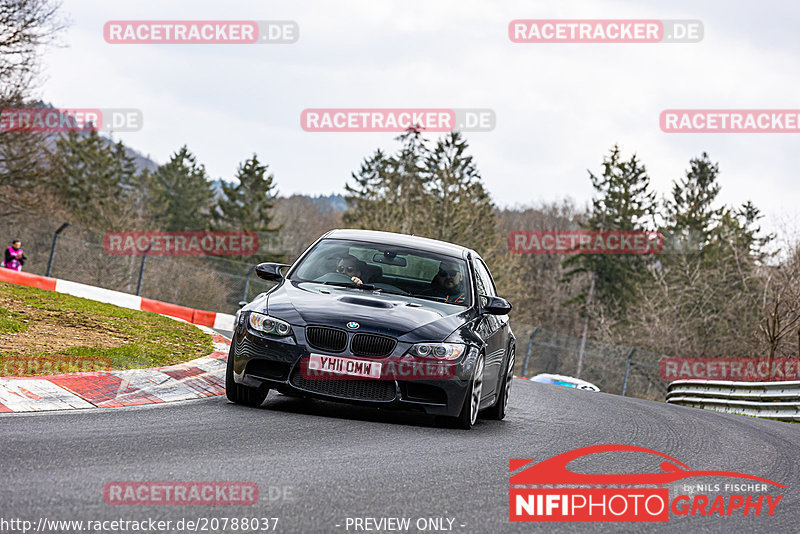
[307,354,382,379]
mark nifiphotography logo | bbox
[509,445,784,522]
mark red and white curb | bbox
[0,327,232,413]
[0,269,236,330]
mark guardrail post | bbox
[521,327,540,377]
[45,222,70,277]
[621,348,637,396]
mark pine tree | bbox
[390,129,432,235]
[344,129,495,255]
[623,153,772,358]
[343,148,390,229]
[425,131,496,254]
[214,154,279,232]
[146,146,214,231]
[563,145,657,315]
[212,154,282,261]
[662,152,721,255]
[344,129,430,234]
[48,130,138,228]
[662,153,771,266]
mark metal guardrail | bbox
[666,379,800,421]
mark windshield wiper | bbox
[322,281,376,291]
[373,288,409,297]
[409,294,448,303]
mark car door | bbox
[472,257,507,400]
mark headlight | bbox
[248,312,292,336]
[407,343,465,360]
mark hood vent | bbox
[337,296,394,309]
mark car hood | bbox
[264,281,472,341]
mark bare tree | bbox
[758,252,800,363]
[271,195,343,262]
[492,199,588,335]
[0,0,67,197]
[0,0,67,101]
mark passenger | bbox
[422,260,465,303]
[335,255,365,285]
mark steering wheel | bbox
[313,272,357,283]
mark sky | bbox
[39,0,800,238]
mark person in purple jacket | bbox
[1,240,26,271]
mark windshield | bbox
[290,239,471,306]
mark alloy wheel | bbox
[470,357,484,425]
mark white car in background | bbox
[529,373,600,392]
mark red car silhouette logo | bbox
[510,444,785,487]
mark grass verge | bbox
[0,281,213,376]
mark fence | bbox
[3,211,287,314]
[512,325,669,401]
[666,379,800,421]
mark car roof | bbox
[322,229,475,260]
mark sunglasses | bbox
[336,265,358,274]
[438,269,459,277]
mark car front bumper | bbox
[230,327,475,417]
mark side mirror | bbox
[255,262,289,281]
[482,295,512,315]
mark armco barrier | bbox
[0,268,235,331]
[666,379,800,421]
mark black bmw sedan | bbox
[226,229,515,429]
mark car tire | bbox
[437,353,484,430]
[484,345,514,421]
[225,344,269,407]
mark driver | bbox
[336,255,365,285]
[422,260,465,304]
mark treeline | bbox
[344,131,800,362]
[36,132,279,232]
[4,119,800,361]
[3,126,296,260]
[3,0,798,360]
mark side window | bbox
[474,259,497,297]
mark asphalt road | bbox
[1,379,798,533]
